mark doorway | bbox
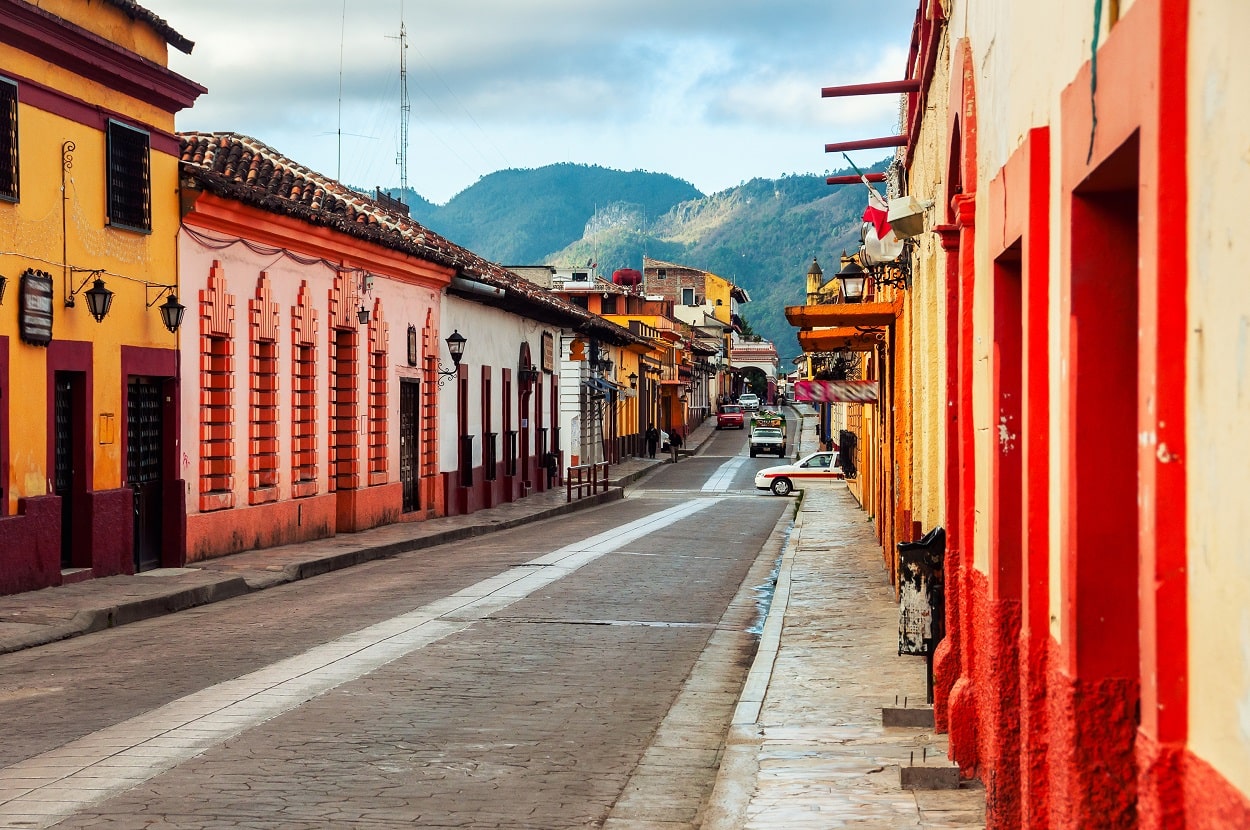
[53,372,85,569]
[127,378,164,571]
[400,379,420,512]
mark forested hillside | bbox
[381,159,889,363]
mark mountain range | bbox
[382,159,890,364]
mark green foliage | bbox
[385,159,891,364]
[388,163,701,264]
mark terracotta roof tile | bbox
[178,131,645,346]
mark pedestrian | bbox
[645,424,659,459]
[543,451,560,487]
[670,428,683,461]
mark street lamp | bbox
[84,277,114,322]
[628,372,638,389]
[437,329,467,387]
[158,293,186,333]
[836,255,867,303]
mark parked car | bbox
[738,393,761,411]
[716,404,745,429]
[754,451,844,496]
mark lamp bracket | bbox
[65,267,104,307]
[145,283,178,307]
[436,364,459,388]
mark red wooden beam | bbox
[826,173,886,186]
[825,135,908,153]
[821,79,920,98]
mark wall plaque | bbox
[19,269,54,346]
[541,331,554,372]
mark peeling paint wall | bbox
[1187,0,1250,796]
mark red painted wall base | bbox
[186,493,338,563]
[1047,656,1138,828]
[1184,748,1250,829]
[0,496,61,594]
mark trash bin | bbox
[897,527,946,702]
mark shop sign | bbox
[19,269,54,346]
[794,379,879,403]
[541,331,554,372]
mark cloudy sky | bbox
[156,0,916,205]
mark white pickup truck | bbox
[749,424,786,458]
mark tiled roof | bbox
[104,0,194,54]
[179,132,645,346]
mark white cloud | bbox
[159,0,916,204]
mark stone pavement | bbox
[702,414,986,830]
[0,423,706,656]
[0,406,986,828]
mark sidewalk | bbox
[703,412,986,829]
[0,418,716,656]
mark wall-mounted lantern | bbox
[437,329,467,387]
[836,255,867,303]
[84,277,114,322]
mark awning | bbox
[784,297,901,329]
[797,327,886,353]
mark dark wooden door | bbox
[53,373,83,569]
[400,380,419,512]
[127,379,163,571]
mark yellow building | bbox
[0,0,204,594]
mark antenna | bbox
[387,6,410,200]
[337,0,346,180]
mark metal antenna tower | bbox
[392,13,410,199]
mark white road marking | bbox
[0,498,722,829]
[702,457,748,492]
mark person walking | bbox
[644,424,659,459]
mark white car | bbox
[754,451,844,496]
[738,393,761,411]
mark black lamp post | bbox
[159,293,186,333]
[84,277,114,322]
[628,372,638,389]
[357,304,370,325]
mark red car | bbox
[716,404,745,429]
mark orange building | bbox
[807,0,1250,826]
[0,0,203,594]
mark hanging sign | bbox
[19,269,54,346]
[541,331,554,372]
[793,379,879,403]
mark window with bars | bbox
[106,121,150,231]
[0,78,17,202]
[291,341,317,487]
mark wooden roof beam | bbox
[824,135,908,154]
[821,80,921,97]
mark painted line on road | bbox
[702,456,748,492]
[0,498,723,829]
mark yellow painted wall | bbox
[703,273,733,325]
[36,0,172,65]
[905,33,952,533]
[0,4,187,511]
[1186,0,1250,794]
